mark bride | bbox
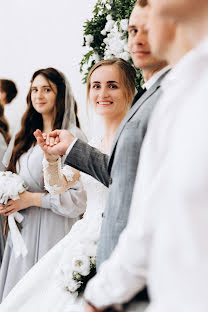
[0,58,136,311]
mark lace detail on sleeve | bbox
[62,166,74,182]
[42,157,79,195]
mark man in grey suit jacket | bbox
[35,1,169,311]
[67,0,168,282]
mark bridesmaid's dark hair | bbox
[7,67,80,173]
[0,79,18,103]
[0,104,10,144]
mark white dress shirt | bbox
[65,137,78,155]
[84,37,208,311]
[142,65,171,90]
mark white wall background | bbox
[0,0,99,137]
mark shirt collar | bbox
[142,65,171,90]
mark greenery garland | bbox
[80,0,143,89]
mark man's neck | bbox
[142,62,167,82]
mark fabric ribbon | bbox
[2,131,16,168]
[8,211,28,258]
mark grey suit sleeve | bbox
[64,139,110,187]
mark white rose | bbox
[109,38,124,54]
[120,51,130,61]
[120,19,129,32]
[72,255,90,276]
[104,53,114,60]
[90,256,96,266]
[123,42,129,52]
[106,3,111,10]
[105,20,115,32]
[66,279,82,293]
[101,29,107,36]
[106,14,112,21]
[103,37,110,45]
[85,34,94,46]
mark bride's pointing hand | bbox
[34,129,75,156]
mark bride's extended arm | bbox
[34,129,80,194]
[42,154,80,195]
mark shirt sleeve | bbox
[65,138,78,155]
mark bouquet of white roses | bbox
[61,255,96,296]
[0,171,28,258]
[56,211,102,298]
[0,171,27,204]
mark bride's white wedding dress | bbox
[0,138,108,312]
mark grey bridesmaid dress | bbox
[0,144,86,301]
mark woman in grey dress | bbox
[0,68,87,301]
[0,104,11,265]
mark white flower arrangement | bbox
[102,15,131,61]
[56,209,102,296]
[80,0,142,88]
[0,171,28,258]
[57,238,97,295]
[0,171,27,204]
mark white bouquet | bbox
[0,171,28,258]
[58,238,97,296]
[0,171,27,204]
[56,212,102,298]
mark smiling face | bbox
[89,65,127,120]
[128,5,165,72]
[31,74,57,117]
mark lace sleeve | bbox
[42,156,80,194]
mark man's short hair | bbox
[0,79,17,103]
[136,0,148,7]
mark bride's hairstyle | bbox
[86,58,137,108]
[0,104,10,144]
[7,67,80,173]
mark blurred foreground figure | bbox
[84,1,208,311]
